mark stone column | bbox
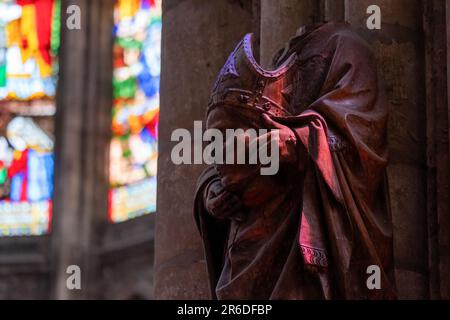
[324,0,345,22]
[345,0,429,299]
[423,0,450,300]
[445,0,450,299]
[259,0,323,68]
[155,0,252,299]
[51,0,114,299]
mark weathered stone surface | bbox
[395,269,429,299]
[423,0,450,300]
[325,0,345,22]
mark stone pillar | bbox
[423,0,450,300]
[51,0,114,299]
[259,0,323,68]
[345,0,429,299]
[155,0,252,299]
[324,0,345,22]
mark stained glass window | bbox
[0,0,60,236]
[109,0,161,223]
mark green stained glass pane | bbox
[0,168,6,185]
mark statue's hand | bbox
[258,114,298,165]
[204,179,245,222]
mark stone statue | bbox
[194,22,397,299]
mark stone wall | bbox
[345,0,429,300]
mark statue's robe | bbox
[194,23,397,300]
